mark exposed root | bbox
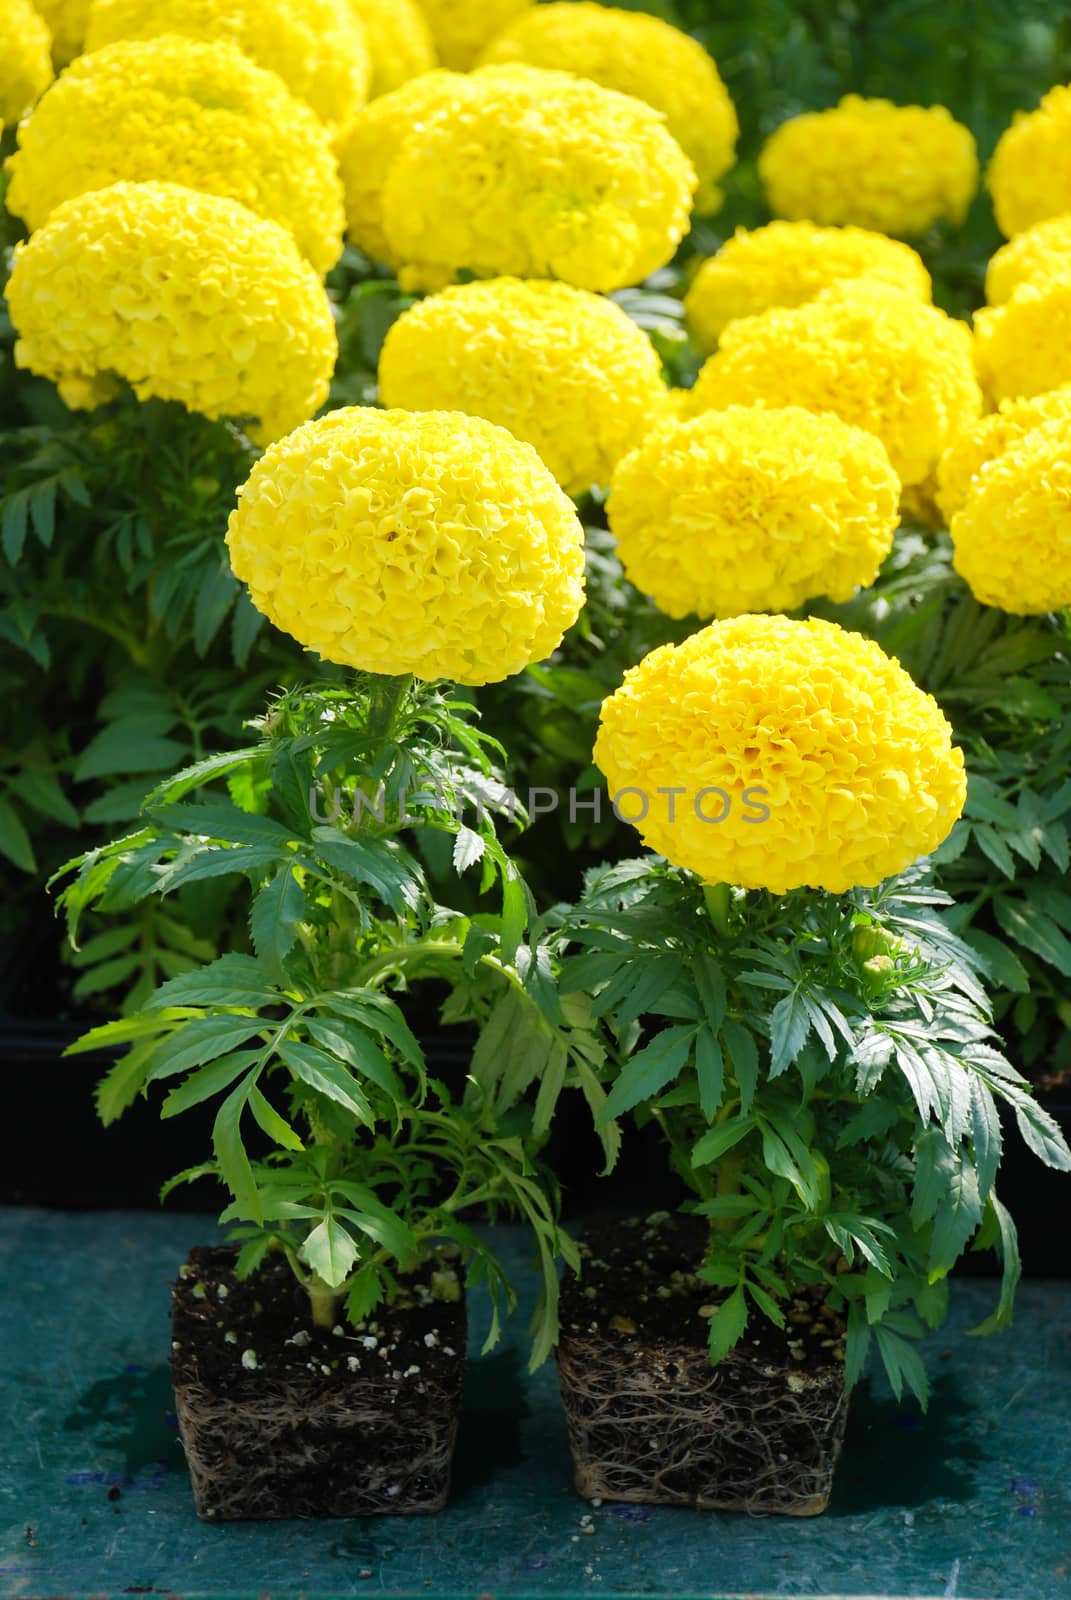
[174,1367,463,1520]
[557,1331,848,1516]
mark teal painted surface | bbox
[0,1209,1068,1600]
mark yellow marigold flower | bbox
[607,406,898,620]
[378,278,667,496]
[987,86,1071,238]
[5,37,345,274]
[950,418,1071,614]
[381,65,696,293]
[336,69,472,266]
[7,181,336,445]
[478,2,736,216]
[1,0,52,126]
[974,276,1071,402]
[684,221,932,354]
[32,0,87,64]
[936,387,1071,521]
[759,95,978,237]
[226,407,585,684]
[85,0,371,131]
[985,215,1071,305]
[688,283,982,488]
[415,0,530,69]
[594,615,966,894]
[348,0,435,97]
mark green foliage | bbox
[553,857,1071,1406]
[58,672,574,1361]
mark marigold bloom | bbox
[5,37,345,273]
[950,418,1071,615]
[607,406,898,620]
[415,0,530,69]
[684,221,931,353]
[85,0,370,130]
[32,0,86,64]
[1,0,52,125]
[974,277,1071,402]
[936,387,1071,521]
[7,181,336,444]
[378,278,667,496]
[479,2,736,215]
[380,64,696,293]
[985,215,1071,305]
[688,283,982,487]
[227,408,585,683]
[759,95,978,237]
[336,69,472,266]
[594,615,965,894]
[349,0,435,97]
[987,86,1071,238]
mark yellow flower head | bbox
[7,181,337,444]
[378,278,667,496]
[759,95,978,237]
[607,406,899,620]
[974,276,1071,402]
[684,221,932,354]
[950,417,1071,615]
[936,386,1071,521]
[226,407,586,684]
[348,0,435,97]
[478,2,736,216]
[594,615,966,894]
[688,283,982,487]
[415,0,530,69]
[85,0,371,131]
[380,64,696,293]
[32,0,87,64]
[1,0,52,126]
[5,36,345,274]
[336,69,473,266]
[987,85,1071,238]
[985,214,1071,305]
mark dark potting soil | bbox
[557,1214,849,1514]
[170,1244,467,1520]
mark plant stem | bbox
[307,1272,342,1329]
[703,882,732,938]
[367,672,414,746]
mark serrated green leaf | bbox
[691,1115,753,1169]
[161,1051,261,1117]
[769,990,810,1077]
[213,1081,260,1221]
[721,1019,758,1114]
[599,1025,696,1124]
[301,1217,359,1289]
[250,868,304,975]
[994,897,1071,977]
[0,796,35,872]
[149,1016,265,1080]
[706,1285,747,1364]
[694,1028,725,1120]
[280,1040,375,1126]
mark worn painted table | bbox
[0,1209,1067,1600]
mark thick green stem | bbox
[307,1273,342,1329]
[703,882,732,939]
[367,672,414,746]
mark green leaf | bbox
[965,774,1019,829]
[213,1081,260,1221]
[345,1268,386,1324]
[706,1285,748,1364]
[12,768,79,828]
[1011,1093,1071,1171]
[143,747,263,806]
[160,1052,261,1118]
[75,722,187,781]
[994,897,1071,977]
[193,560,238,656]
[961,929,1030,994]
[301,1217,360,1289]
[969,1195,1021,1336]
[769,990,810,1077]
[694,1028,725,1120]
[0,797,35,872]
[149,801,296,850]
[599,1025,696,1124]
[148,1016,265,1081]
[250,868,304,976]
[2,492,29,564]
[95,1040,158,1125]
[720,1019,758,1114]
[693,953,727,1033]
[973,825,1016,879]
[874,1326,929,1409]
[72,952,143,998]
[500,870,527,965]
[280,1040,376,1126]
[248,1085,305,1151]
[930,1162,982,1270]
[453,825,485,874]
[149,954,279,1010]
[691,1116,753,1170]
[311,828,420,914]
[532,1037,568,1138]
[305,1019,404,1102]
